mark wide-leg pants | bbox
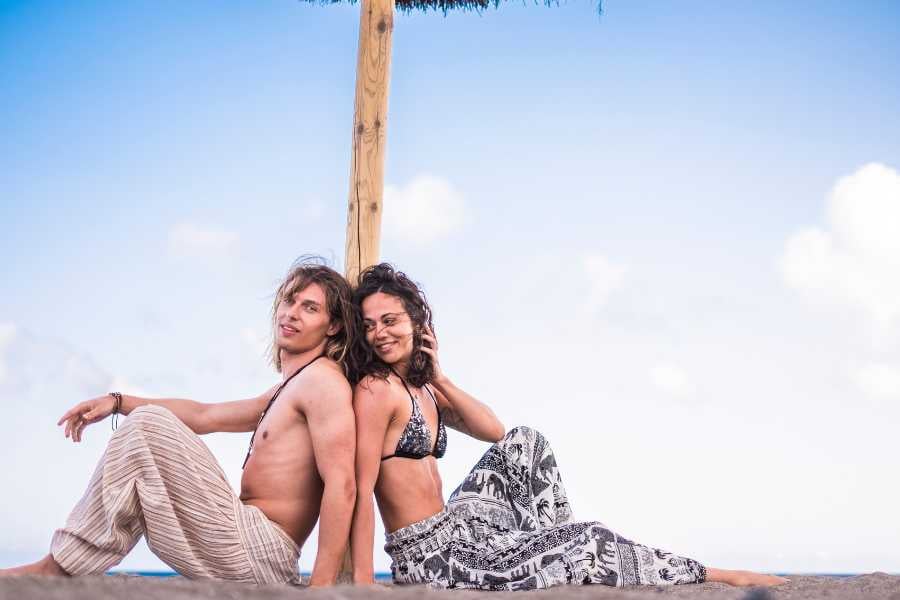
[384,426,706,590]
[50,405,301,584]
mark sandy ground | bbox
[1,573,898,600]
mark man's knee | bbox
[127,405,179,430]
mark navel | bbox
[262,431,269,440]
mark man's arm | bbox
[58,386,277,441]
[350,377,394,584]
[302,366,357,587]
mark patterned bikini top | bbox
[381,370,447,461]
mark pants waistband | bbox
[234,497,301,584]
[384,507,455,562]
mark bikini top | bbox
[242,354,324,469]
[381,370,447,461]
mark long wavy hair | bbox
[268,256,363,379]
[352,263,435,388]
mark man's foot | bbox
[0,554,69,577]
[707,568,790,587]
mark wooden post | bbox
[344,0,395,285]
[338,0,394,583]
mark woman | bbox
[349,263,788,590]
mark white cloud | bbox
[0,322,15,385]
[0,325,159,417]
[649,363,694,398]
[0,322,14,348]
[168,222,239,257]
[383,175,465,244]
[780,163,900,329]
[583,254,626,312]
[853,363,900,401]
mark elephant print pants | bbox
[384,426,706,590]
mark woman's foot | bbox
[706,567,790,587]
[0,554,69,577]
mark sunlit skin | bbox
[1,281,356,586]
[348,292,788,589]
[240,282,355,590]
[360,293,446,530]
[349,292,504,585]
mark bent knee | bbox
[127,404,179,428]
[504,425,546,442]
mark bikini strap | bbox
[423,384,439,409]
[424,384,443,452]
[389,367,417,407]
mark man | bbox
[0,258,359,586]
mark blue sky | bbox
[2,0,899,574]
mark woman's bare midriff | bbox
[376,456,446,533]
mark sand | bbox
[1,573,899,600]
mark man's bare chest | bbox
[244,399,313,469]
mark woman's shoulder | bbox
[353,373,397,400]
[352,374,401,421]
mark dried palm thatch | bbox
[302,0,600,14]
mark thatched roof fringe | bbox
[301,0,601,16]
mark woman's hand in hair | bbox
[419,326,445,384]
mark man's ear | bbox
[326,321,342,337]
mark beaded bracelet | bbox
[109,392,123,431]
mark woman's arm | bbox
[419,328,505,443]
[429,378,504,442]
[350,377,394,584]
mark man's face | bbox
[275,281,339,357]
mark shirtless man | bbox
[0,259,359,586]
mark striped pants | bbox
[50,405,301,584]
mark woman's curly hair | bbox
[352,263,435,387]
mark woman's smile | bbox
[375,341,396,355]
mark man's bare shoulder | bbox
[282,358,351,411]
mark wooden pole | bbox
[339,0,394,583]
[344,0,395,285]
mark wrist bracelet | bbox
[109,392,123,431]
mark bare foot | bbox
[0,554,69,578]
[707,568,790,587]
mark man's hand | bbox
[57,395,116,442]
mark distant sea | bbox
[112,571,395,581]
[113,571,865,580]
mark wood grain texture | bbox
[340,0,395,579]
[344,0,395,284]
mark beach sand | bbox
[1,573,898,600]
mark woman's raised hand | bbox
[419,326,445,382]
[57,395,116,442]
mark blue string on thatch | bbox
[302,0,600,15]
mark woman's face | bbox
[361,292,415,366]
